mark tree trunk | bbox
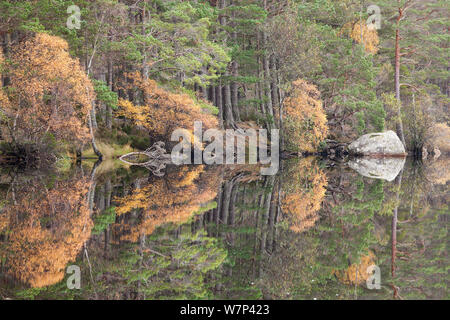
[231,60,240,122]
[270,55,279,127]
[231,3,240,122]
[391,168,403,299]
[262,30,274,129]
[106,57,113,130]
[218,0,235,128]
[262,0,274,129]
[216,82,224,128]
[89,101,103,160]
[256,32,266,119]
[211,85,216,107]
[224,77,235,128]
[394,8,406,147]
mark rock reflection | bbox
[348,157,406,181]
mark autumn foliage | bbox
[333,251,376,285]
[0,175,93,288]
[1,33,93,146]
[281,158,328,233]
[113,166,221,242]
[117,73,218,143]
[341,21,379,54]
[283,79,328,153]
[0,50,9,111]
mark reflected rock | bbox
[348,130,407,156]
[348,157,406,181]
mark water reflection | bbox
[0,157,448,299]
[348,157,406,181]
[0,169,93,288]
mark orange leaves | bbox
[341,21,379,54]
[1,175,93,288]
[281,158,328,233]
[283,79,328,153]
[2,33,93,145]
[0,50,8,111]
[114,166,221,242]
[334,251,376,285]
[117,72,218,139]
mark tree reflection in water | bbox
[0,157,447,300]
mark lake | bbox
[0,156,448,300]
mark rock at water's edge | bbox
[348,130,406,156]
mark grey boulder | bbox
[348,131,407,156]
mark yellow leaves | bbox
[333,251,376,285]
[173,166,204,187]
[341,21,379,54]
[2,33,93,145]
[283,79,328,153]
[281,158,328,233]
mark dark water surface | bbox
[0,157,448,300]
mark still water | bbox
[0,157,448,300]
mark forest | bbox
[0,0,448,162]
[0,0,448,301]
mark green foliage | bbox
[130,135,150,150]
[115,230,227,299]
[92,79,118,110]
[92,207,116,235]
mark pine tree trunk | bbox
[106,57,113,130]
[231,3,240,122]
[270,55,279,127]
[256,32,266,117]
[89,101,103,160]
[262,29,274,129]
[211,85,216,106]
[394,9,406,147]
[391,168,403,298]
[224,76,235,128]
[216,83,224,128]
